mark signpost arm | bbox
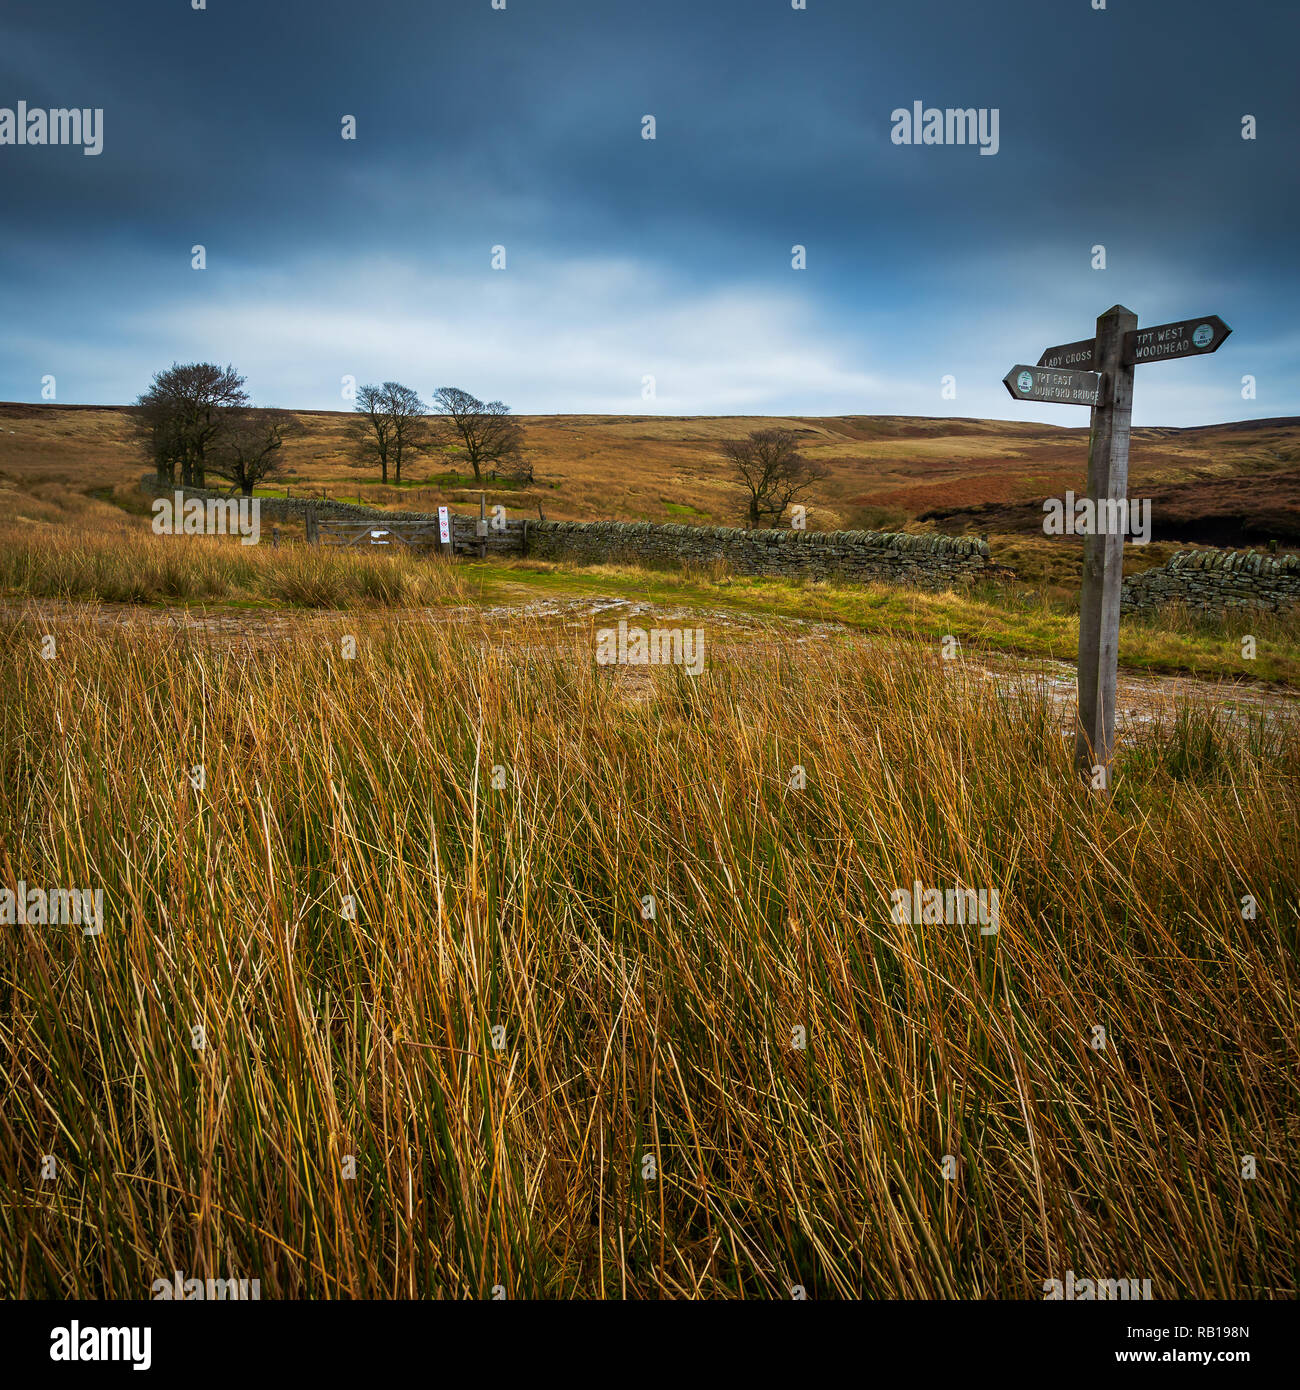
[1075,304,1137,786]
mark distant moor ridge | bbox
[4,403,1300,546]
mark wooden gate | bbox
[314,519,445,549]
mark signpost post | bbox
[1074,304,1136,790]
[1004,304,1231,788]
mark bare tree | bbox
[348,384,394,484]
[210,409,298,496]
[721,428,828,528]
[132,400,185,487]
[133,363,248,487]
[431,387,525,484]
[384,383,428,485]
[348,381,428,485]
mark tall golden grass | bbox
[0,524,468,609]
[1,611,1296,1298]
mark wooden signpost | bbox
[1124,314,1231,365]
[1035,315,1232,371]
[1037,338,1098,370]
[1003,365,1102,406]
[1004,304,1232,787]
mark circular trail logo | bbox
[1192,323,1214,348]
[1017,370,1034,392]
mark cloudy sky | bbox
[0,0,1295,424]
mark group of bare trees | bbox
[134,363,295,495]
[135,364,531,496]
[348,382,426,486]
[429,387,529,485]
[348,383,529,486]
[135,363,825,526]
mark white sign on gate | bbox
[438,505,450,545]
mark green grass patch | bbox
[460,557,1300,685]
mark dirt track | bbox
[5,594,1298,734]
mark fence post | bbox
[305,509,319,546]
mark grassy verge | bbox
[464,557,1300,684]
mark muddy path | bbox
[5,593,1298,733]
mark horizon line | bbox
[2,401,1297,435]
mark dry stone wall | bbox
[140,476,440,526]
[523,519,991,586]
[140,477,993,587]
[1121,549,1300,613]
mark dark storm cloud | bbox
[0,0,1295,421]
